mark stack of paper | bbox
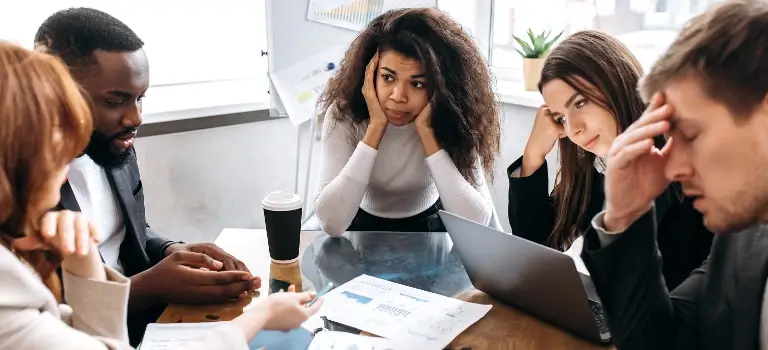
[139,323,314,350]
[139,323,220,349]
[306,274,492,350]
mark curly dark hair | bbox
[317,7,501,185]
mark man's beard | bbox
[83,131,134,170]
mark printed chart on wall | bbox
[269,44,348,125]
[307,0,428,32]
[304,274,492,349]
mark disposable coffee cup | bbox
[262,191,303,264]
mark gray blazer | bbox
[0,245,249,350]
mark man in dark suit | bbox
[35,8,261,346]
[579,1,768,349]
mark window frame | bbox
[481,0,720,90]
[0,0,271,124]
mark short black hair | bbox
[34,7,144,67]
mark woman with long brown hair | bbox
[0,41,322,349]
[314,8,502,235]
[507,30,712,290]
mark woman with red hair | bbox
[0,41,322,350]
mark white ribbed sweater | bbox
[313,112,497,235]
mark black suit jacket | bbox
[58,149,172,346]
[581,208,768,350]
[507,156,713,290]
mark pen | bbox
[306,283,334,307]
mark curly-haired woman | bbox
[314,7,502,235]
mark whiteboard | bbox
[265,0,437,121]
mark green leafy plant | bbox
[513,29,564,59]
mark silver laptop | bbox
[438,210,611,344]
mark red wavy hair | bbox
[0,41,93,300]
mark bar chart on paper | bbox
[307,0,430,32]
[307,0,385,31]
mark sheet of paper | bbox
[269,45,347,126]
[139,322,221,349]
[313,275,491,350]
[308,331,408,350]
[307,0,432,32]
[140,322,314,350]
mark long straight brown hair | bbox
[538,30,657,249]
[0,41,93,299]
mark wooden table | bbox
[158,229,615,349]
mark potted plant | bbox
[513,29,563,91]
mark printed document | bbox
[310,274,491,349]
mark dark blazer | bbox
[507,156,713,290]
[58,149,172,346]
[581,208,768,350]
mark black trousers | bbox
[346,199,446,232]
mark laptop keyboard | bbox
[588,299,610,335]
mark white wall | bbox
[135,103,558,243]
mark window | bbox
[0,0,269,122]
[489,0,723,81]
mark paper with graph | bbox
[315,275,491,349]
[269,44,347,125]
[307,0,430,32]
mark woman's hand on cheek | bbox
[414,100,433,133]
[415,101,441,156]
[362,52,388,129]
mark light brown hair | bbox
[639,0,768,117]
[0,41,93,299]
[318,8,501,185]
[538,30,658,249]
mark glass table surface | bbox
[300,231,474,334]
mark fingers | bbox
[88,219,102,244]
[371,51,379,67]
[537,104,550,115]
[362,52,379,95]
[611,121,670,154]
[612,139,653,170]
[208,248,244,272]
[221,257,236,272]
[36,211,100,255]
[296,291,316,303]
[192,282,254,303]
[175,269,255,302]
[56,210,75,254]
[198,269,252,285]
[186,243,245,272]
[627,94,673,131]
[234,259,250,273]
[40,212,58,240]
[74,213,90,256]
[420,101,432,117]
[174,251,224,270]
[648,92,665,110]
[288,285,296,293]
[304,297,324,316]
